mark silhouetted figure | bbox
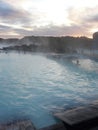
[76,59,79,65]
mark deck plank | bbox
[39,123,66,130]
[54,103,98,130]
[0,120,36,130]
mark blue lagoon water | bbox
[0,53,98,128]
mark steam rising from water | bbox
[0,53,98,128]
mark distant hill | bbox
[0,32,98,54]
[0,38,19,44]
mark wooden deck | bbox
[0,120,36,130]
[39,123,66,130]
[54,103,98,130]
[1,101,98,130]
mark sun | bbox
[37,0,70,26]
[21,1,33,11]
[21,0,70,26]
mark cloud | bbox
[89,15,98,22]
[85,13,98,23]
[67,6,98,36]
[0,0,98,38]
[0,24,20,38]
[12,24,90,38]
[0,25,11,31]
[0,1,12,16]
[0,23,91,38]
[0,0,33,26]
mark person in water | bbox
[76,59,79,65]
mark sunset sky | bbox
[0,0,98,38]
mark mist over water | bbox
[0,52,98,128]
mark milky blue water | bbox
[0,52,98,128]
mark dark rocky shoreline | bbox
[0,32,98,55]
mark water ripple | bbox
[0,53,98,128]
